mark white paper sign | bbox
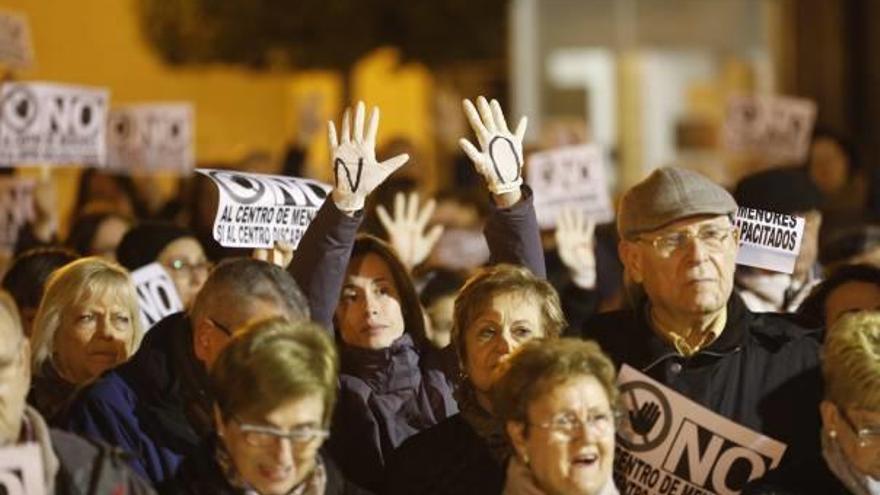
[724,95,816,165]
[0,177,34,255]
[106,103,194,174]
[196,169,331,249]
[615,365,787,495]
[526,144,614,229]
[733,207,805,274]
[0,82,109,165]
[0,443,46,495]
[131,262,183,330]
[0,11,34,69]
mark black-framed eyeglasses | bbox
[233,416,330,449]
[638,225,737,258]
[207,317,233,337]
[837,405,880,449]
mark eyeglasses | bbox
[639,225,736,258]
[207,317,233,337]
[164,259,212,278]
[234,417,329,449]
[837,406,880,449]
[531,409,619,441]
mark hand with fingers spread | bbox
[377,192,445,271]
[629,401,661,441]
[459,96,528,198]
[329,101,410,213]
[555,207,597,289]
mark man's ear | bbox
[507,421,529,462]
[619,240,645,284]
[192,318,211,365]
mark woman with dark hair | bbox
[290,98,544,492]
[66,211,132,260]
[798,263,880,333]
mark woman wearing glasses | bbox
[492,338,619,495]
[164,317,370,495]
[746,311,880,495]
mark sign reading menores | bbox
[734,206,805,274]
[526,144,614,229]
[106,103,194,174]
[197,169,331,249]
[0,82,109,165]
[615,365,786,495]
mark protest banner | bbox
[0,443,46,495]
[615,365,786,495]
[131,262,183,331]
[106,103,194,174]
[0,10,33,70]
[0,82,109,165]
[196,169,331,249]
[723,95,816,166]
[0,177,34,256]
[733,206,805,274]
[526,144,614,229]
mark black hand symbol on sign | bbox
[629,400,661,441]
[334,157,364,193]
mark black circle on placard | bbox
[616,379,673,453]
[1,85,37,134]
[209,170,266,205]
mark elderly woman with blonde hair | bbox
[492,338,619,495]
[28,256,142,421]
[746,311,880,494]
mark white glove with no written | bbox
[556,207,597,289]
[459,96,527,195]
[329,101,410,213]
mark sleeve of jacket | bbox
[560,282,600,337]
[288,198,363,330]
[483,185,546,279]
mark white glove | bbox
[328,101,410,212]
[556,207,597,289]
[459,96,528,195]
[377,192,444,271]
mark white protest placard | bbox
[733,206,805,274]
[0,177,34,255]
[0,11,34,70]
[106,103,194,174]
[0,82,109,165]
[723,95,816,165]
[615,365,786,495]
[196,169,331,249]
[0,443,46,495]
[131,262,183,331]
[526,144,614,229]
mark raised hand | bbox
[555,207,597,289]
[629,401,661,440]
[459,96,527,197]
[328,101,410,212]
[376,192,444,271]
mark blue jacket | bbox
[61,312,211,485]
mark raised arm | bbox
[289,101,409,329]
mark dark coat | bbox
[582,293,823,469]
[742,455,853,495]
[61,312,211,486]
[51,428,157,495]
[327,334,457,491]
[161,439,372,495]
[385,414,505,495]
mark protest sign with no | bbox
[0,177,34,256]
[131,262,183,331]
[106,103,194,174]
[526,144,614,229]
[734,206,805,274]
[0,10,33,69]
[0,82,109,165]
[197,169,331,249]
[723,95,816,166]
[615,365,786,495]
[0,443,46,495]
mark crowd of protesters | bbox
[0,95,877,495]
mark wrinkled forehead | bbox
[643,213,732,237]
[73,281,132,310]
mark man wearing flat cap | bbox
[582,167,822,473]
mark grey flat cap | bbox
[617,166,737,240]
